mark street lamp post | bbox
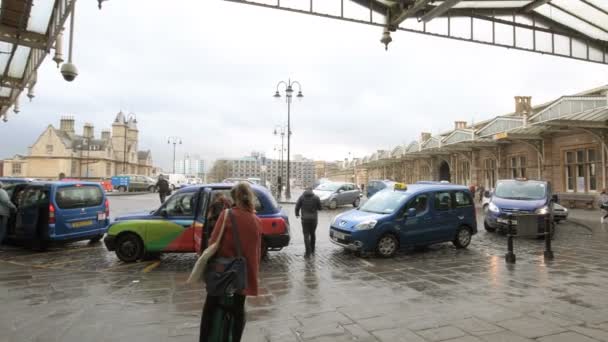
[273,125,287,192]
[274,79,303,200]
[167,136,182,174]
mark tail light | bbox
[105,199,110,217]
[49,204,56,224]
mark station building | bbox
[331,85,608,208]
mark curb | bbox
[106,192,154,197]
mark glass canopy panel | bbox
[451,1,534,9]
[550,0,608,32]
[27,0,55,34]
[0,87,11,97]
[584,0,608,13]
[0,42,13,73]
[534,5,608,41]
[7,46,31,79]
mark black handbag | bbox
[204,209,248,296]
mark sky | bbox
[0,0,607,171]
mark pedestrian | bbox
[599,189,608,223]
[295,186,322,258]
[199,182,262,342]
[156,175,170,204]
[361,184,365,193]
[478,185,485,203]
[469,184,476,198]
[0,181,17,244]
[207,192,232,239]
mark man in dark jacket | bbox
[0,181,17,244]
[295,187,322,257]
[156,175,170,204]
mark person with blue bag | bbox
[193,182,262,342]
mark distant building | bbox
[175,156,205,176]
[2,114,155,179]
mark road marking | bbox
[142,260,161,273]
[359,259,374,267]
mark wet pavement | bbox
[2,194,608,341]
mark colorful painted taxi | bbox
[330,183,477,257]
[104,183,290,262]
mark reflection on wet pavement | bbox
[2,197,608,341]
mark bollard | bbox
[505,213,516,264]
[544,214,554,260]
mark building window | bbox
[46,145,53,154]
[106,162,112,176]
[483,159,497,189]
[459,161,470,185]
[11,163,22,175]
[510,156,526,179]
[565,148,598,193]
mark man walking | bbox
[0,181,17,244]
[156,175,170,204]
[295,186,322,258]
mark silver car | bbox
[314,182,361,209]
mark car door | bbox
[337,185,348,205]
[451,190,474,237]
[194,188,211,255]
[431,191,456,242]
[15,186,44,239]
[398,193,432,246]
[147,191,198,252]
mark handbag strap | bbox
[228,209,243,258]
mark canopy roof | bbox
[227,0,608,64]
[0,0,75,122]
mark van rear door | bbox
[53,184,106,239]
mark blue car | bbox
[0,177,34,185]
[484,179,556,236]
[4,181,109,250]
[330,183,477,257]
[366,180,395,198]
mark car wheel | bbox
[89,234,104,244]
[482,204,489,215]
[376,234,398,258]
[484,220,496,232]
[118,186,127,193]
[453,226,472,249]
[554,219,561,224]
[261,241,269,259]
[329,200,338,210]
[353,197,360,207]
[115,233,144,263]
[148,186,156,192]
[30,238,48,252]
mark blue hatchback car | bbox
[330,183,477,257]
[4,181,109,250]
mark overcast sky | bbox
[0,0,607,171]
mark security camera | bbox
[60,62,78,82]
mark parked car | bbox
[553,203,568,223]
[367,180,395,198]
[3,181,109,250]
[484,179,557,237]
[164,173,187,190]
[0,177,34,185]
[314,182,361,209]
[114,174,157,192]
[222,178,253,184]
[104,183,290,262]
[329,183,477,258]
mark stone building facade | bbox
[329,85,608,206]
[2,113,154,180]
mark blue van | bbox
[4,181,109,250]
[330,183,477,257]
[0,177,34,185]
[366,180,395,198]
[484,179,555,236]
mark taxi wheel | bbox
[376,234,398,258]
[118,186,127,192]
[329,200,338,210]
[484,221,496,232]
[453,226,472,249]
[353,197,361,207]
[148,186,156,192]
[116,233,144,263]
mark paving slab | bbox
[496,317,566,339]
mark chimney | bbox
[59,116,75,135]
[514,96,532,115]
[420,132,432,142]
[83,123,94,139]
[454,121,467,130]
[101,129,111,141]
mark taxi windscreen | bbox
[494,181,546,200]
[360,190,409,214]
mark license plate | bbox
[498,218,517,225]
[332,230,346,240]
[97,213,106,221]
[72,220,93,228]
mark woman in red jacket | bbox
[199,182,262,342]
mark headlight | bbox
[535,206,549,215]
[355,220,377,231]
[488,203,499,213]
[331,215,341,226]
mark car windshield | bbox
[360,190,409,214]
[316,183,341,192]
[494,181,547,200]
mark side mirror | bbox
[337,189,343,193]
[160,209,168,217]
[407,208,417,217]
[551,194,559,203]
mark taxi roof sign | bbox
[394,183,407,191]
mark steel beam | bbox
[390,0,431,26]
[420,0,461,23]
[0,25,48,50]
[522,0,552,13]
